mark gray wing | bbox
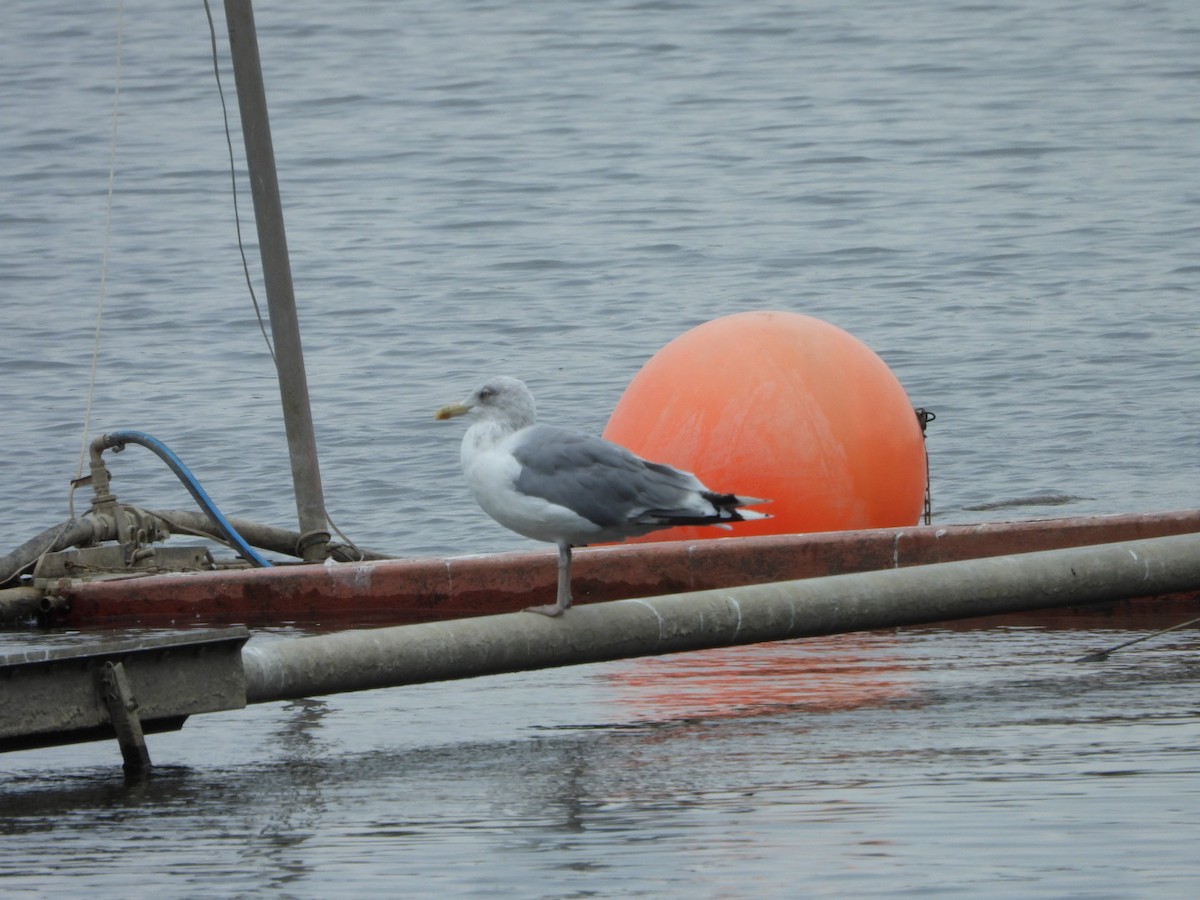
[511,424,704,529]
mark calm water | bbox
[2,0,1199,895]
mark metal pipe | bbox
[241,531,1200,704]
[147,508,390,561]
[223,0,329,561]
[0,587,46,623]
[0,518,100,586]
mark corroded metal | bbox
[32,544,212,583]
[51,510,1200,627]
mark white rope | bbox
[73,0,127,518]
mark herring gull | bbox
[436,376,769,616]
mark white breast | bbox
[461,430,602,545]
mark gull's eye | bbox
[477,386,497,402]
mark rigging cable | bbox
[202,0,276,365]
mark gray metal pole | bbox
[224,0,329,561]
[241,532,1200,704]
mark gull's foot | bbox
[524,602,567,617]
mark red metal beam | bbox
[52,510,1200,627]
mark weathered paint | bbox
[51,510,1200,627]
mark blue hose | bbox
[98,430,273,568]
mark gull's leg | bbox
[555,542,573,611]
[525,541,573,616]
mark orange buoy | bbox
[603,310,926,541]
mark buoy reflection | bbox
[600,633,913,724]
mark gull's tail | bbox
[639,493,772,529]
[707,492,772,523]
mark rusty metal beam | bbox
[49,510,1200,627]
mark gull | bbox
[436,376,769,616]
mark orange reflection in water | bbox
[599,634,913,724]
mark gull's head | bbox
[435,376,537,429]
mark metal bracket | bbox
[100,660,151,773]
[31,543,213,585]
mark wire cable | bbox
[202,0,276,365]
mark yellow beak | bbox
[435,402,471,421]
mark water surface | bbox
[2,0,1199,895]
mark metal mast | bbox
[223,0,329,561]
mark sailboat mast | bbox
[223,0,329,562]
